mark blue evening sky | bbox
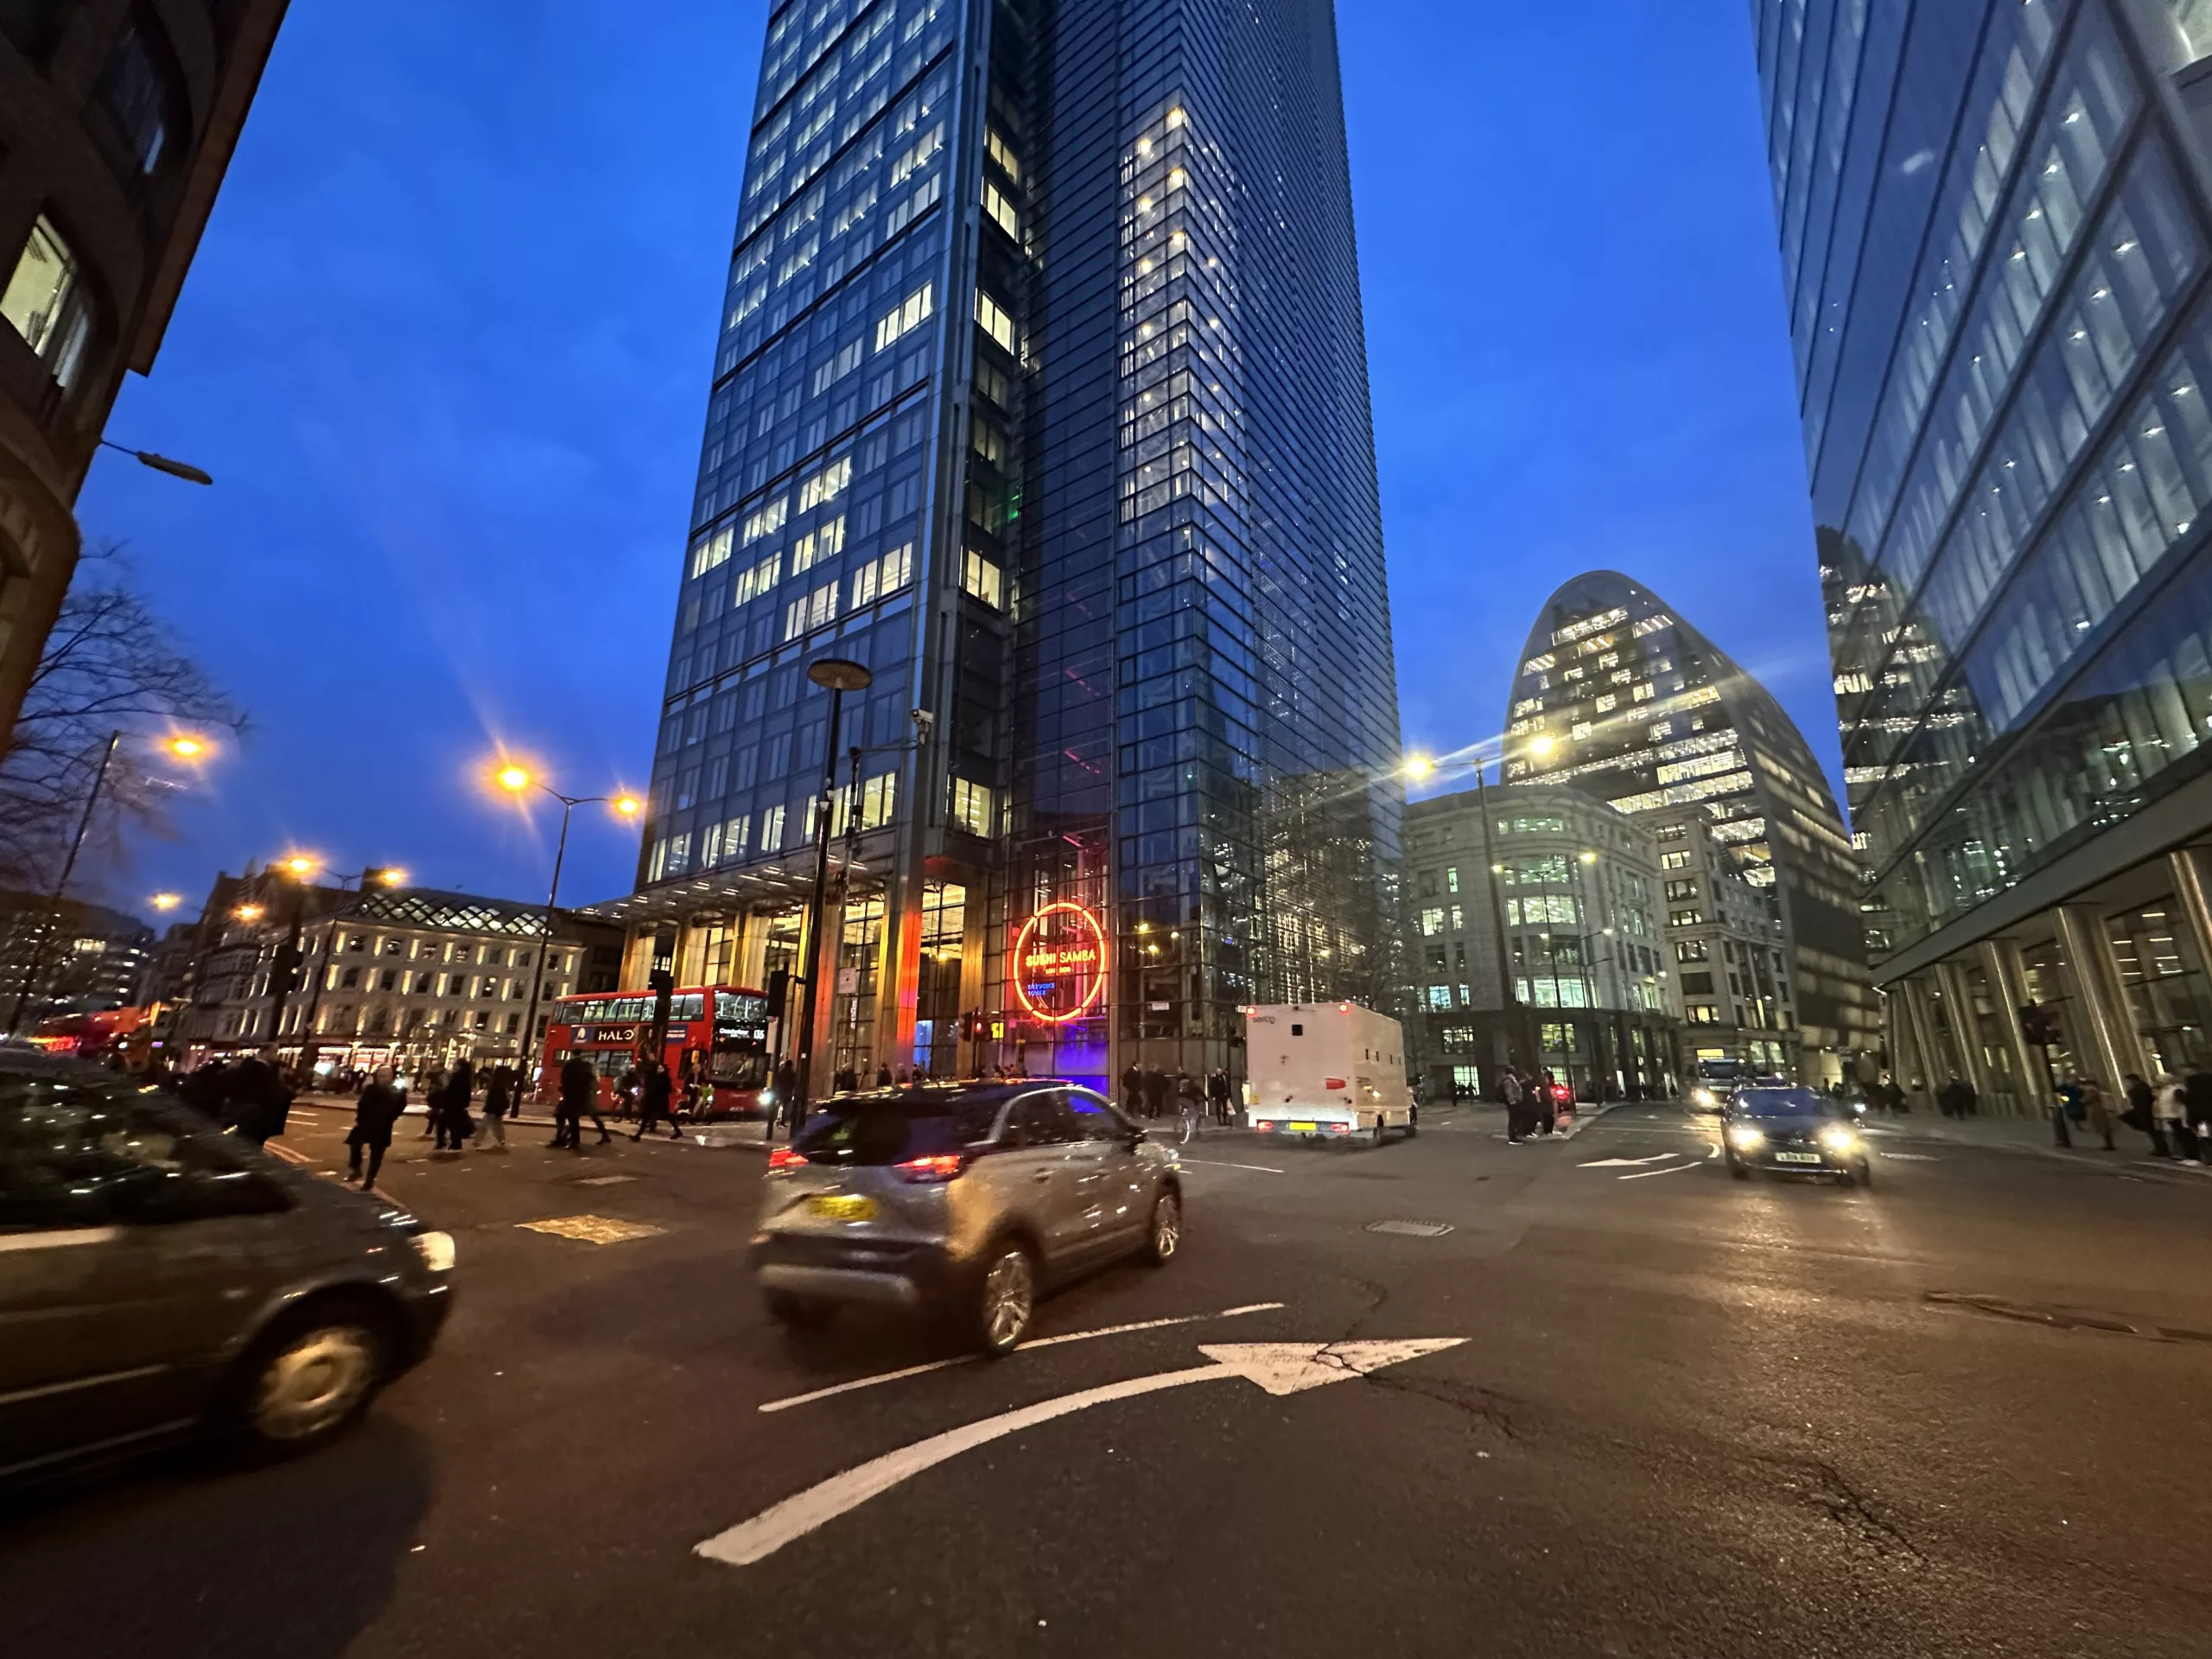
[77,1,1829,921]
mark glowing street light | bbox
[613,795,642,818]
[281,855,318,880]
[150,893,182,912]
[164,734,212,761]
[1526,734,1559,759]
[235,903,265,923]
[497,765,533,793]
[1401,753,1435,782]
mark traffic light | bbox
[957,1010,977,1041]
[766,969,790,1022]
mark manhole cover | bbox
[1366,1219,1454,1238]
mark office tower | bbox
[1503,572,1876,1084]
[0,1,290,747]
[615,0,1401,1092]
[1756,2,2212,1107]
[1402,783,1680,1104]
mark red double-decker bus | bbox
[539,986,772,1119]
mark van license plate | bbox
[1289,1122,1319,1133]
[806,1194,877,1222]
[1775,1152,1821,1165]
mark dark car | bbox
[1722,1087,1873,1185]
[753,1081,1182,1353]
[0,1055,453,1484]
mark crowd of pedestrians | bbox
[1116,1063,1238,1126]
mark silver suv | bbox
[752,1082,1182,1352]
[0,1056,453,1484]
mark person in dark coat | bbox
[632,1058,682,1141]
[1207,1068,1233,1126]
[347,1066,407,1190]
[180,1058,230,1121]
[1143,1066,1169,1121]
[1121,1063,1142,1119]
[553,1053,609,1149]
[772,1057,801,1138]
[874,1062,894,1089]
[474,1064,513,1150]
[433,1057,475,1152]
[225,1047,292,1147]
[832,1063,860,1095]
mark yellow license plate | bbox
[806,1194,877,1222]
[1289,1122,1319,1133]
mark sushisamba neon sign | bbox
[1011,902,1109,1024]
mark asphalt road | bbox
[5,1098,2212,1658]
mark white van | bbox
[1243,1002,1415,1147]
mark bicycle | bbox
[1176,1093,1204,1144]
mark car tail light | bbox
[767,1146,810,1173]
[1325,1077,1347,1090]
[896,1153,967,1184]
[1330,1122,1351,1134]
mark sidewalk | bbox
[1416,1098,1637,1141]
[294,1094,778,1151]
[1868,1108,2212,1181]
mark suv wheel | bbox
[1144,1189,1182,1266]
[973,1241,1037,1355]
[232,1306,388,1455]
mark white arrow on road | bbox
[695,1339,1465,1567]
[1578,1154,1681,1168]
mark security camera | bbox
[910,709,936,744]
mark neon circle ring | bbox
[1011,902,1109,1025]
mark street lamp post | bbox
[8,731,210,1034]
[495,766,641,1103]
[793,660,873,1133]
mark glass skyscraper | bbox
[600,0,1401,1094]
[1502,572,1877,1084]
[1755,2,2212,1108]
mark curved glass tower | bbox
[1503,571,1877,1081]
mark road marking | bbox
[264,1141,313,1166]
[702,1339,1466,1566]
[1618,1160,1700,1180]
[1880,1152,1938,1161]
[1366,1219,1455,1237]
[576,1174,640,1186]
[1178,1157,1286,1174]
[516,1215,666,1244]
[757,1301,1289,1414]
[1579,1154,1680,1168]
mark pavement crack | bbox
[1357,1370,1526,1442]
[1752,1451,1924,1563]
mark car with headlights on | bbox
[1721,1086,1872,1185]
[0,1056,454,1485]
[753,1081,1182,1353]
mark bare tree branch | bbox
[0,544,246,899]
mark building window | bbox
[1660,850,1691,870]
[875,283,934,350]
[1664,879,1699,901]
[1,216,92,388]
[96,23,181,175]
[1420,907,1445,936]
[1686,1005,1722,1025]
[1426,986,1452,1011]
[963,550,1002,607]
[1669,909,1704,927]
[1675,939,1710,963]
[976,289,1017,353]
[950,777,995,838]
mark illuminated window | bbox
[810,341,862,396]
[950,777,995,837]
[2,216,91,388]
[783,582,839,640]
[1420,907,1445,936]
[734,552,782,607]
[798,457,853,512]
[875,283,935,350]
[1669,909,1705,927]
[963,550,1002,607]
[983,181,1020,239]
[976,289,1017,353]
[690,527,734,579]
[1426,986,1452,1011]
[1664,879,1699,902]
[790,516,845,575]
[1686,1005,1723,1026]
[759,804,786,853]
[987,127,1020,179]
[890,123,944,186]
[742,496,789,545]
[1661,850,1692,870]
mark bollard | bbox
[2052,1103,2073,1149]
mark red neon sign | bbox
[1011,902,1109,1025]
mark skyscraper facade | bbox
[1756,3,2212,1109]
[1503,572,1877,1084]
[607,0,1401,1096]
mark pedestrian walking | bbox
[772,1057,801,1138]
[553,1053,609,1149]
[833,1062,860,1095]
[2183,1066,2212,1164]
[2152,1072,2188,1160]
[433,1057,475,1152]
[632,1058,683,1141]
[1938,1074,1970,1119]
[1121,1061,1142,1119]
[1207,1067,1233,1126]
[225,1046,292,1148]
[1537,1071,1560,1136]
[475,1064,512,1150]
[418,1065,447,1137]
[874,1062,893,1089]
[346,1066,407,1191]
[1144,1065,1169,1122]
[2082,1078,2117,1152]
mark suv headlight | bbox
[1726,1125,1765,1152]
[411,1230,457,1273]
[1818,1126,1860,1155]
